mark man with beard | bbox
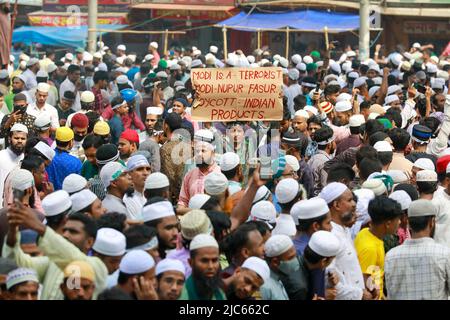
[21,58,39,91]
[92,71,111,115]
[46,127,82,190]
[26,83,59,131]
[68,113,89,160]
[139,107,163,144]
[100,162,130,215]
[118,129,139,163]
[56,91,76,126]
[179,234,226,300]
[0,124,28,207]
[61,261,96,300]
[142,198,179,259]
[385,200,450,300]
[0,94,36,141]
[223,256,269,301]
[319,183,376,300]
[155,258,186,300]
[177,129,221,212]
[123,155,151,220]
[60,64,82,111]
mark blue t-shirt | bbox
[46,149,82,190]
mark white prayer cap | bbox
[386,170,408,184]
[342,61,353,73]
[0,69,8,79]
[427,64,437,74]
[42,190,72,216]
[6,268,39,290]
[296,62,306,71]
[156,259,186,277]
[416,169,437,182]
[81,91,95,103]
[191,59,203,68]
[271,214,297,237]
[374,141,393,152]
[62,174,87,194]
[190,234,218,251]
[93,52,103,59]
[369,86,380,98]
[368,64,380,73]
[145,106,163,116]
[11,169,34,191]
[219,152,240,172]
[33,141,55,161]
[304,105,318,116]
[242,257,270,283]
[93,228,126,257]
[413,42,421,49]
[353,188,374,220]
[119,250,155,274]
[34,112,51,131]
[10,123,28,134]
[408,199,437,218]
[335,100,352,113]
[361,179,387,196]
[9,54,15,62]
[117,44,126,51]
[188,194,211,209]
[97,63,108,71]
[142,200,175,222]
[65,53,73,61]
[291,197,329,224]
[275,178,300,204]
[368,112,380,120]
[19,53,30,62]
[279,57,289,68]
[194,129,214,143]
[390,53,403,66]
[144,172,169,190]
[389,190,412,211]
[70,189,98,213]
[346,50,356,58]
[303,55,313,64]
[437,70,449,81]
[353,77,367,88]
[288,68,300,81]
[384,95,399,105]
[127,155,149,172]
[116,75,128,85]
[387,85,401,96]
[170,63,181,71]
[431,78,445,90]
[264,234,293,257]
[319,182,348,204]
[250,201,276,226]
[209,45,218,54]
[83,52,93,62]
[180,209,212,240]
[413,158,435,171]
[26,57,39,67]
[150,42,158,49]
[273,54,281,61]
[100,162,127,189]
[294,110,310,119]
[291,54,302,65]
[308,230,340,257]
[253,185,271,204]
[285,155,300,172]
[330,61,341,74]
[372,77,382,86]
[324,74,338,84]
[36,70,48,78]
[204,172,228,196]
[336,93,352,103]
[349,114,365,127]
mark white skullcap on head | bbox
[142,200,175,222]
[304,106,318,116]
[70,189,98,213]
[369,86,380,98]
[413,42,421,49]
[275,178,300,204]
[93,52,103,59]
[156,259,186,277]
[81,91,95,103]
[219,152,240,172]
[93,228,126,257]
[145,172,169,190]
[336,93,352,103]
[264,234,293,258]
[242,257,270,283]
[291,54,302,65]
[6,268,39,290]
[250,201,277,227]
[303,55,313,64]
[194,129,214,143]
[253,185,271,204]
[296,62,306,71]
[416,169,437,182]
[116,75,128,84]
[10,123,28,134]
[285,155,300,172]
[389,190,412,211]
[147,107,163,116]
[11,169,34,191]
[100,162,127,188]
[83,52,93,62]
[209,45,218,54]
[362,179,387,196]
[62,174,87,194]
[374,141,393,152]
[384,95,399,105]
[308,231,340,257]
[387,85,401,96]
[150,42,158,49]
[342,61,352,73]
[204,172,228,195]
[271,214,297,237]
[190,234,219,251]
[349,114,365,127]
[127,155,150,172]
[335,100,352,113]
[42,190,72,217]
[33,141,55,161]
[368,112,380,120]
[294,109,310,119]
[191,59,203,68]
[413,158,435,171]
[319,182,348,204]
[330,61,341,74]
[97,63,108,71]
[427,64,437,74]
[188,194,211,209]
[288,68,300,81]
[36,70,48,78]
[386,170,409,184]
[291,197,329,224]
[119,250,155,274]
[353,188,374,222]
[353,77,367,88]
[117,44,126,51]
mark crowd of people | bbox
[0,38,449,301]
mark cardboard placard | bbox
[191,67,283,122]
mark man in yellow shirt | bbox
[354,195,402,299]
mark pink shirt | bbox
[397,227,411,244]
[102,106,145,131]
[177,163,221,207]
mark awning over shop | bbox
[216,9,364,33]
[12,25,127,48]
[27,10,128,26]
[132,3,234,12]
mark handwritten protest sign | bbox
[191,67,283,122]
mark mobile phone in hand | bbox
[259,156,273,180]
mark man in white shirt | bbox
[21,58,39,90]
[0,123,28,208]
[59,64,81,111]
[283,69,302,117]
[123,155,151,220]
[26,82,59,131]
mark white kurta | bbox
[0,148,24,209]
[60,78,81,111]
[26,102,60,129]
[123,191,146,221]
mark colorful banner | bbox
[191,67,283,122]
[151,9,234,21]
[28,14,128,26]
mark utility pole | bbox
[359,0,370,61]
[88,0,98,53]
